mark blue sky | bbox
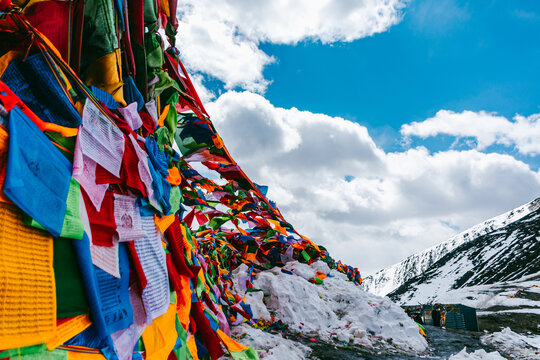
[178,0,540,273]
[263,1,540,154]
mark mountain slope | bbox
[361,198,540,296]
[388,205,540,304]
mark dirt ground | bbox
[478,312,540,334]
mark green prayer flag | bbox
[0,345,67,359]
[137,338,146,352]
[22,214,46,231]
[195,273,206,298]
[54,237,90,318]
[164,103,178,140]
[204,308,219,325]
[245,288,263,294]
[174,318,193,360]
[229,347,260,360]
[59,178,85,240]
[81,0,119,70]
[143,0,158,24]
[45,131,76,162]
[146,36,164,71]
[209,216,229,230]
[155,126,173,151]
[169,186,182,215]
[151,70,176,99]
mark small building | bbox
[402,304,479,332]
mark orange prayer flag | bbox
[267,219,287,235]
[315,272,327,280]
[0,125,12,205]
[47,314,92,350]
[142,301,178,360]
[216,329,249,352]
[84,50,126,107]
[245,252,256,262]
[159,0,171,17]
[176,275,192,330]
[65,346,107,360]
[154,214,176,233]
[300,234,321,253]
[166,166,182,185]
[186,335,201,360]
[158,104,170,127]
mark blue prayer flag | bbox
[4,106,72,237]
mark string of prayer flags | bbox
[0,3,362,359]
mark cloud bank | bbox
[401,110,540,155]
[175,1,540,275]
[206,92,540,274]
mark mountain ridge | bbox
[387,205,540,304]
[361,198,540,296]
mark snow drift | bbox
[232,260,428,356]
[480,327,540,360]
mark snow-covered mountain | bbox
[388,202,540,304]
[362,198,540,297]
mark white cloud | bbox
[204,92,540,274]
[401,110,540,155]
[177,10,273,92]
[177,0,406,91]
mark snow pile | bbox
[231,325,311,360]
[233,261,428,355]
[448,347,505,360]
[480,327,540,360]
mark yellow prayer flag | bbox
[142,300,178,360]
[47,315,92,351]
[0,203,56,349]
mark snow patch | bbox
[477,308,540,316]
[448,347,505,360]
[480,327,540,360]
[232,324,311,360]
[244,291,272,321]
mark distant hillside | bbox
[388,205,540,304]
[361,198,540,296]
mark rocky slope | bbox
[387,205,540,305]
[361,198,540,296]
